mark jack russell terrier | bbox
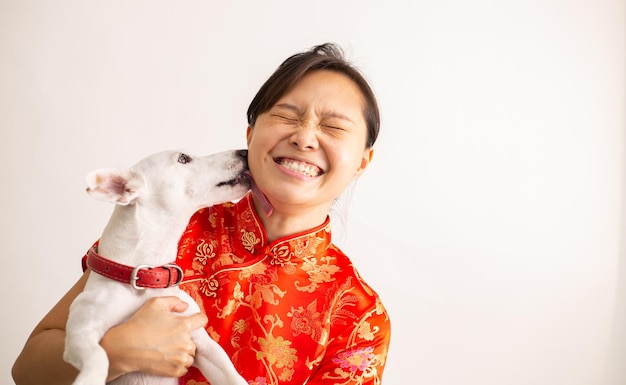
[64,149,253,385]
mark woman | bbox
[12,42,391,385]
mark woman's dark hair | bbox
[246,43,380,148]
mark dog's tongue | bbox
[243,171,273,216]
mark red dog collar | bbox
[85,246,184,290]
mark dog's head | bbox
[85,149,250,213]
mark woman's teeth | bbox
[277,158,321,177]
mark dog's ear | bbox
[85,168,144,205]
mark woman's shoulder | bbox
[325,244,387,310]
[321,245,391,369]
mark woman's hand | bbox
[101,296,208,381]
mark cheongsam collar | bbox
[235,193,332,266]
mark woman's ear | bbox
[354,148,374,177]
[246,125,253,146]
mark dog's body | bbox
[63,150,250,385]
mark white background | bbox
[1,1,624,384]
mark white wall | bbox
[1,1,624,384]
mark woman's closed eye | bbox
[320,123,346,131]
[271,112,348,135]
[272,114,300,125]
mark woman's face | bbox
[246,69,373,216]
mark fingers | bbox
[162,354,194,378]
[186,312,208,331]
[187,352,196,368]
[166,341,197,376]
[111,296,206,378]
[150,296,190,313]
[178,354,196,377]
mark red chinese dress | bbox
[176,193,391,385]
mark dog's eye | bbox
[177,153,191,164]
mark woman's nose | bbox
[290,123,319,150]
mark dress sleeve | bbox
[306,290,391,385]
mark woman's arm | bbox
[12,271,88,385]
[306,293,391,385]
[12,270,208,385]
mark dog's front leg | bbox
[172,289,248,385]
[64,283,137,385]
[191,328,249,385]
[65,327,108,385]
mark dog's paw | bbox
[72,367,109,385]
[64,347,109,385]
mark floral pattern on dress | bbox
[176,193,390,385]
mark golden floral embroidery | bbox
[304,355,323,371]
[198,277,219,298]
[241,229,260,253]
[256,333,293,366]
[335,346,375,372]
[375,297,385,316]
[356,321,378,341]
[347,305,389,350]
[220,299,238,319]
[278,368,294,382]
[292,236,323,258]
[216,282,243,319]
[207,210,218,228]
[177,234,196,259]
[193,239,215,273]
[206,325,220,342]
[238,262,268,280]
[238,204,256,225]
[174,193,390,385]
[247,282,286,309]
[295,255,341,293]
[327,277,360,326]
[250,314,299,383]
[323,346,383,385]
[233,319,250,335]
[287,299,328,345]
[268,244,292,266]
[256,335,297,374]
[230,317,249,350]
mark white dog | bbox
[63,149,251,385]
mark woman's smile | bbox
[274,157,323,178]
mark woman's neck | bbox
[252,197,330,242]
